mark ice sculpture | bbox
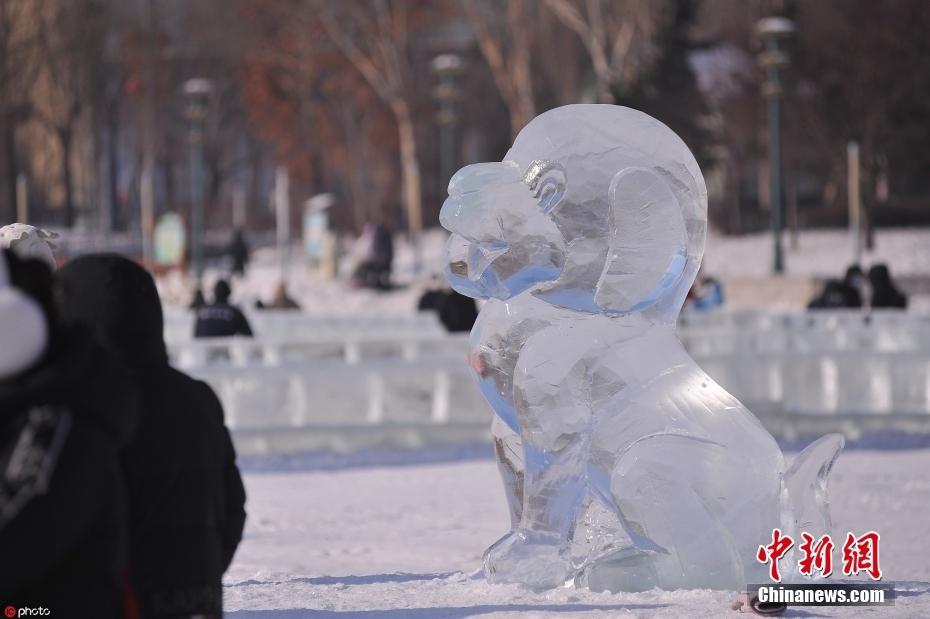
[440,104,843,592]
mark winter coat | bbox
[416,289,445,313]
[228,230,249,276]
[0,327,139,618]
[371,224,394,268]
[808,280,860,310]
[869,265,908,309]
[437,290,479,333]
[57,254,247,619]
[193,303,254,338]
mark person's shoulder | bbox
[164,367,218,396]
[141,370,227,439]
[169,369,227,422]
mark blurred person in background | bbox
[842,265,866,308]
[267,281,300,310]
[808,265,864,310]
[808,280,854,310]
[189,287,206,310]
[57,254,246,619]
[437,289,478,333]
[194,279,254,338]
[0,249,139,618]
[416,275,446,313]
[349,223,374,289]
[869,263,908,309]
[687,273,725,312]
[351,221,394,290]
[228,228,250,277]
[417,277,478,333]
[370,221,394,289]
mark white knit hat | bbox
[0,250,48,378]
[0,223,57,270]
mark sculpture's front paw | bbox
[483,529,572,589]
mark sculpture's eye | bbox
[522,160,566,213]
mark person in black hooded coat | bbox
[0,250,139,618]
[869,263,908,309]
[194,279,253,338]
[57,254,246,619]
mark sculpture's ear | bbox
[523,160,566,213]
[594,167,688,313]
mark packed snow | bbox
[224,446,930,617]
[155,221,930,615]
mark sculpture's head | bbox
[440,104,706,323]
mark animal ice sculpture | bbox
[440,105,843,592]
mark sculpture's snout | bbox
[440,162,523,242]
[447,162,521,198]
[440,162,526,299]
[440,158,566,301]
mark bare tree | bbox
[543,0,666,102]
[334,88,386,231]
[0,0,41,221]
[462,0,536,137]
[32,0,104,227]
[313,0,425,239]
[239,0,399,232]
[178,0,272,230]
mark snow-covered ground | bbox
[224,447,930,618]
[702,227,930,280]
[151,225,930,615]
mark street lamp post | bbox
[757,17,794,275]
[183,78,212,285]
[432,54,464,194]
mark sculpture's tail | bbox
[783,433,845,536]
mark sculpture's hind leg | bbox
[588,434,749,591]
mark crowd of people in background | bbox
[808,263,908,310]
[0,231,246,618]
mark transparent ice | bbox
[440,104,843,592]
